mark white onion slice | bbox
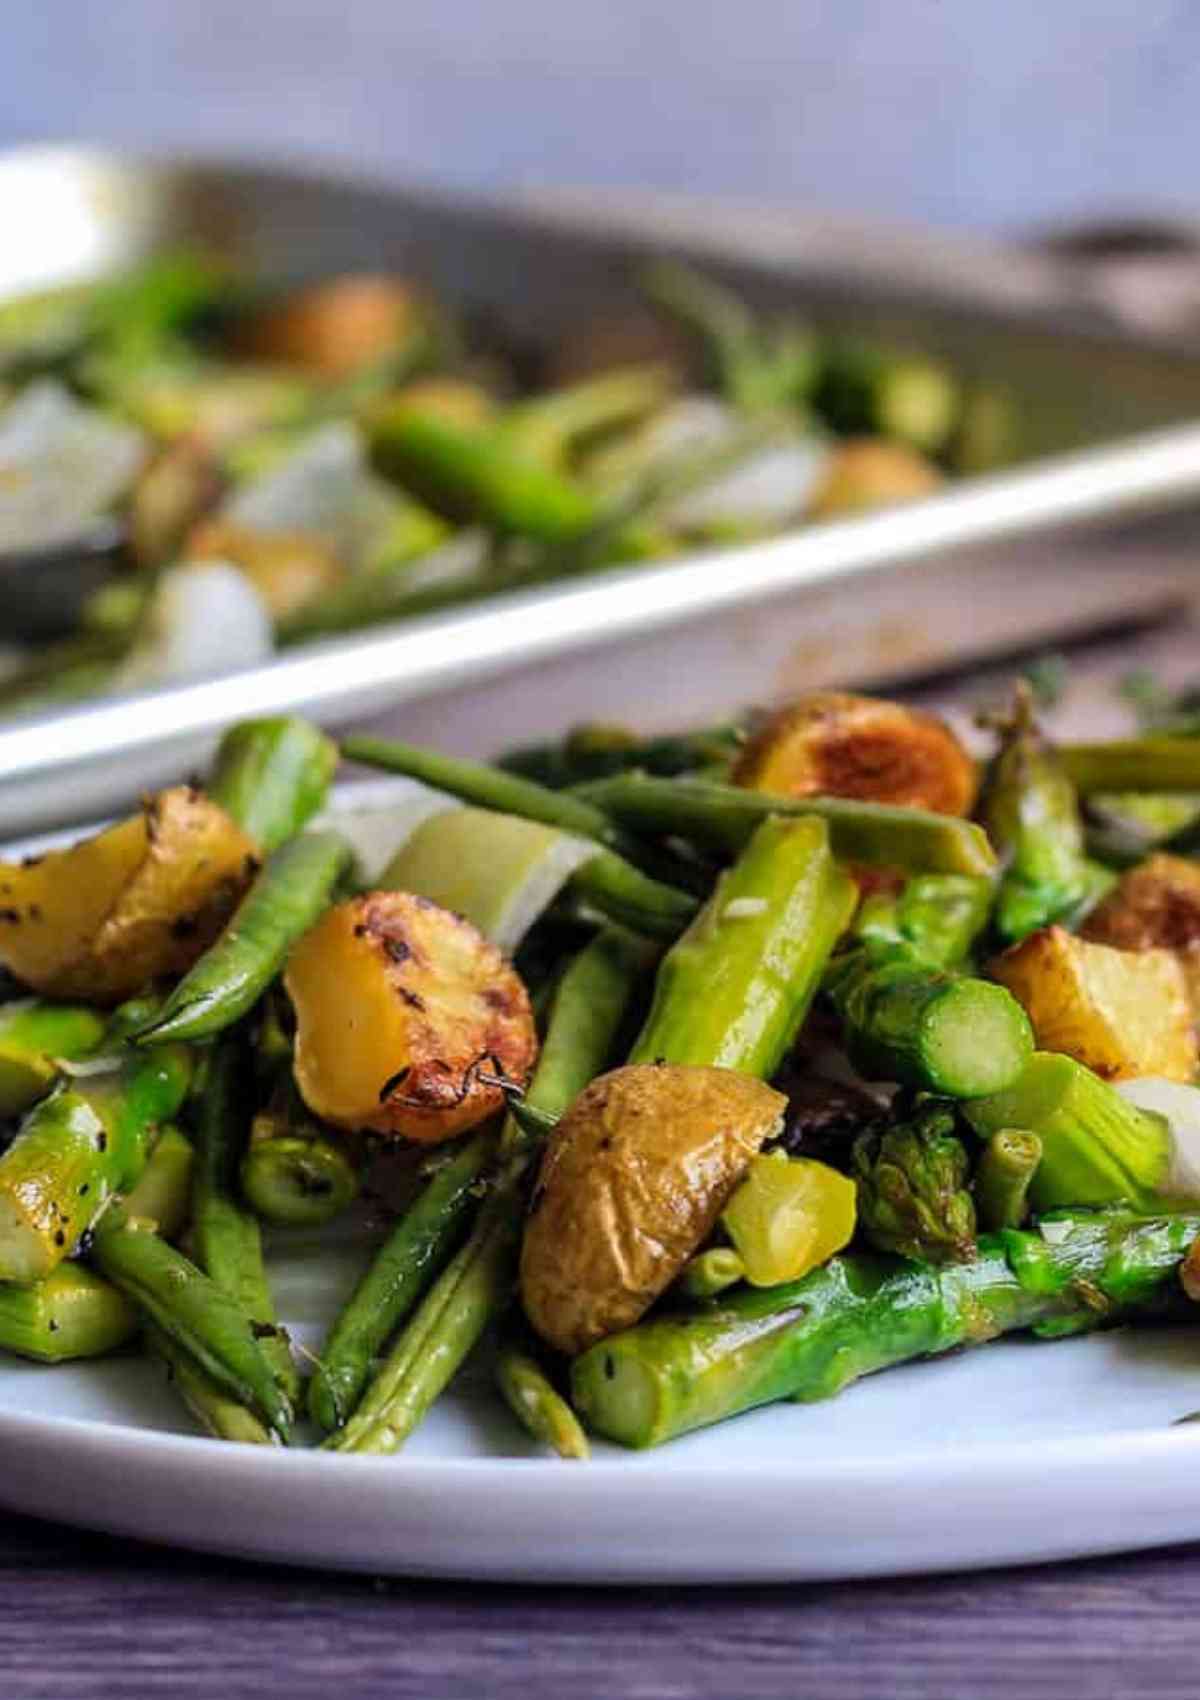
[0,379,146,551]
[1115,1077,1200,1198]
[112,562,273,692]
[224,421,400,569]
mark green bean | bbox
[494,1340,590,1459]
[574,773,998,877]
[92,1219,292,1440]
[1060,739,1200,796]
[135,831,351,1045]
[307,1130,493,1433]
[207,716,338,853]
[143,1322,276,1445]
[189,1037,298,1407]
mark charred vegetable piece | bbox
[575,773,997,877]
[733,693,976,816]
[0,1044,192,1283]
[571,1209,1200,1448]
[285,891,537,1141]
[207,715,339,855]
[964,1053,1173,1212]
[136,831,351,1045]
[1082,854,1200,1022]
[826,945,1033,1098]
[629,816,856,1078]
[0,788,258,1005]
[805,439,942,519]
[324,926,649,1451]
[238,275,423,379]
[852,1106,976,1264]
[991,925,1197,1083]
[0,1264,138,1363]
[721,1151,857,1285]
[520,1063,785,1354]
[0,1000,108,1117]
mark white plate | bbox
[2,1211,1200,1582]
[4,796,1200,1582]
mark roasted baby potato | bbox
[733,691,976,815]
[186,519,345,620]
[806,438,942,520]
[239,275,420,379]
[520,1063,786,1354]
[1082,853,1200,1022]
[0,788,258,1004]
[991,924,1197,1083]
[285,891,537,1142]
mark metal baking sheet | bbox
[3,144,1200,835]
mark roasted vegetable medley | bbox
[7,680,1200,1455]
[0,252,1011,714]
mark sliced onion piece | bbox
[318,778,457,887]
[377,805,596,952]
[112,561,273,692]
[0,379,146,552]
[1115,1077,1200,1200]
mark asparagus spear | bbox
[207,715,339,854]
[981,686,1113,942]
[853,874,993,969]
[326,926,649,1452]
[572,1208,1200,1447]
[852,1105,976,1263]
[628,816,856,1077]
[0,1264,138,1362]
[143,1321,276,1445]
[975,1129,1043,1230]
[574,773,997,877]
[825,945,1033,1098]
[1061,739,1200,796]
[676,1246,746,1299]
[189,1036,298,1407]
[494,1338,590,1460]
[0,1045,192,1283]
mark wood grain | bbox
[1,1510,1199,1700]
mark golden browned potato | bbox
[806,438,942,520]
[990,924,1197,1083]
[1082,853,1200,1021]
[0,788,258,1004]
[733,691,976,815]
[186,519,344,621]
[240,275,420,379]
[285,891,537,1142]
[130,436,224,568]
[520,1064,786,1354]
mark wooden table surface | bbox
[7,612,1200,1700]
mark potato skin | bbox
[239,275,418,378]
[1082,854,1200,1023]
[286,891,537,1142]
[520,1064,786,1354]
[991,924,1197,1083]
[733,692,976,816]
[0,787,257,1004]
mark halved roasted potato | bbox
[285,891,537,1142]
[186,519,345,620]
[991,924,1197,1083]
[520,1063,786,1354]
[238,275,421,379]
[1082,853,1200,1022]
[0,788,258,1004]
[733,691,976,815]
[806,438,942,520]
